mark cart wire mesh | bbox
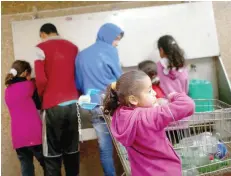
[104,99,231,176]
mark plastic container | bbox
[188,79,214,112]
[177,132,231,175]
[179,132,218,154]
[181,146,211,167]
[78,89,100,110]
[87,89,101,95]
[183,167,199,176]
[176,133,220,168]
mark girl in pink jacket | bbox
[103,70,195,176]
[157,35,189,96]
[5,60,45,176]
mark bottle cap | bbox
[209,155,214,160]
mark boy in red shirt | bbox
[138,60,165,98]
[34,23,80,176]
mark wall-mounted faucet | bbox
[190,64,197,72]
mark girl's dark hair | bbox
[157,35,185,70]
[138,60,157,78]
[103,70,148,116]
[5,60,32,86]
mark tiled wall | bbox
[1,2,231,176]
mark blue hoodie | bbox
[75,23,124,104]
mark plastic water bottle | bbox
[215,142,228,159]
[183,167,199,176]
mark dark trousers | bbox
[42,104,80,176]
[16,145,45,176]
[44,152,80,176]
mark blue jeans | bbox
[91,107,116,176]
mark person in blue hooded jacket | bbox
[75,23,124,176]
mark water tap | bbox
[190,64,197,72]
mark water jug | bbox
[188,79,214,112]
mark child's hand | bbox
[151,77,160,85]
[167,92,178,100]
[157,98,169,106]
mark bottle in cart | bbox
[182,167,199,176]
[215,142,228,159]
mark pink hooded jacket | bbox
[157,60,189,96]
[5,81,42,149]
[111,93,195,176]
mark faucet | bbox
[190,64,197,72]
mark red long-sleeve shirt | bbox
[34,36,80,109]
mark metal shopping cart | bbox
[104,99,231,176]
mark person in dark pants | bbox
[16,145,45,176]
[42,104,80,176]
[34,23,81,176]
[4,60,45,176]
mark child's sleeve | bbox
[141,92,195,131]
[34,47,47,97]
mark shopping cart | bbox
[104,99,231,176]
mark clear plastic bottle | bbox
[179,132,217,168]
[183,167,199,176]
